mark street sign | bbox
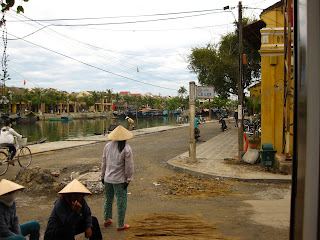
[196,86,214,99]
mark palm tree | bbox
[106,89,113,103]
[91,91,101,111]
[178,86,187,98]
[114,93,121,111]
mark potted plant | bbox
[248,136,261,149]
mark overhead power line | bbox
[46,11,224,27]
[7,32,177,91]
[7,8,224,22]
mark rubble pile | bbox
[12,168,64,194]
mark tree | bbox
[187,18,261,99]
[114,93,121,111]
[91,91,101,111]
[178,86,187,98]
[81,95,94,110]
[1,0,28,15]
[105,89,113,103]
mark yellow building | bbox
[259,1,293,156]
[249,82,261,98]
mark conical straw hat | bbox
[108,125,133,141]
[58,179,92,195]
[0,179,25,196]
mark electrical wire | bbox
[7,66,42,88]
[46,11,223,27]
[6,32,177,91]
[6,12,192,79]
[7,8,224,22]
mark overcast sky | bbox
[2,0,278,97]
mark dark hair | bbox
[118,140,126,153]
[4,118,11,126]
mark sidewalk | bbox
[27,122,291,182]
[167,127,292,182]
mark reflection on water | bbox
[13,116,180,143]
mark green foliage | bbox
[166,98,179,110]
[187,18,261,99]
[1,0,27,13]
[178,86,187,98]
[245,96,261,114]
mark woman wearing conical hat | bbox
[101,125,134,230]
[44,179,102,240]
[0,179,40,240]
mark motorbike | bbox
[219,118,227,132]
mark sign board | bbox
[196,86,214,99]
[238,105,242,119]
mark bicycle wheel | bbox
[0,151,9,176]
[18,147,32,168]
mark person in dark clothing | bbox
[0,179,40,240]
[44,179,102,240]
[234,110,239,128]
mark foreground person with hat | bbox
[44,179,102,240]
[0,179,40,240]
[101,125,134,230]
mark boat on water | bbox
[114,108,168,118]
[10,110,39,125]
[48,117,72,121]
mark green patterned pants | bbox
[104,182,127,227]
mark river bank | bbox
[38,111,115,120]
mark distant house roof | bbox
[119,91,130,96]
[243,1,283,50]
[131,93,141,96]
[77,91,91,98]
[243,20,266,50]
[260,0,283,16]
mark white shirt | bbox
[101,141,134,184]
[0,126,22,145]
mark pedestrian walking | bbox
[125,116,134,131]
[101,125,134,231]
[0,179,40,240]
[44,179,102,240]
[234,110,238,128]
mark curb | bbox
[167,160,292,183]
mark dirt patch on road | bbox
[156,174,239,198]
[10,168,64,194]
[126,212,236,240]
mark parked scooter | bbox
[219,118,227,131]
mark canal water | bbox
[13,115,183,143]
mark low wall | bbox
[39,112,114,121]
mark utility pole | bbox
[189,81,196,162]
[238,1,244,159]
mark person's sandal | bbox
[8,159,14,166]
[117,224,130,231]
[104,220,112,227]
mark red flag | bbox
[23,80,26,85]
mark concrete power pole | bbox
[238,1,244,159]
[189,81,196,162]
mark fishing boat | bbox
[12,110,39,125]
[48,117,72,121]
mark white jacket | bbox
[0,126,22,145]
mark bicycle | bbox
[0,136,32,176]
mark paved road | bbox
[2,121,290,240]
